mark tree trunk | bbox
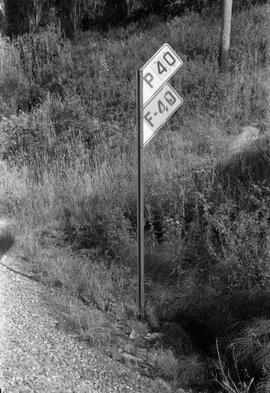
[104,0,127,26]
[219,0,233,73]
[28,0,43,33]
[0,0,4,33]
[71,0,78,39]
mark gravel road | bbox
[0,254,171,393]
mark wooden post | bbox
[0,0,4,34]
[219,0,233,73]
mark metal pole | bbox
[137,68,144,320]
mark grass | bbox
[213,340,255,393]
[0,2,269,391]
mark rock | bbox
[129,332,149,348]
[51,278,63,288]
[129,322,150,346]
[136,347,148,359]
[161,322,192,354]
[215,133,270,189]
[129,329,139,340]
[111,348,122,361]
[145,332,164,342]
[130,322,150,337]
[146,355,158,369]
[153,378,173,392]
[229,125,260,153]
[119,350,144,364]
[123,342,135,355]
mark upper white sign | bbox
[141,43,183,106]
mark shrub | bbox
[13,22,73,89]
[0,95,125,175]
[214,318,270,392]
[155,348,179,381]
[177,354,206,388]
[63,199,135,260]
[0,35,31,116]
[0,23,73,115]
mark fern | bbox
[255,342,270,373]
[178,354,205,387]
[232,319,270,391]
[233,319,270,364]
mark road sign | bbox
[143,83,183,146]
[136,44,183,319]
[142,43,183,106]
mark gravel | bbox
[0,254,171,393]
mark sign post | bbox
[136,44,183,319]
[137,69,144,319]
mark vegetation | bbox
[3,0,268,36]
[0,0,269,391]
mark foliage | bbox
[205,191,270,294]
[177,354,206,387]
[0,23,72,117]
[64,201,135,259]
[0,3,269,392]
[0,97,91,172]
[4,0,269,37]
[212,319,270,392]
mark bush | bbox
[0,24,73,115]
[219,318,270,392]
[177,354,206,388]
[0,95,127,174]
[63,200,135,259]
[13,22,73,88]
[0,35,31,116]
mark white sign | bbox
[143,83,183,146]
[142,43,183,106]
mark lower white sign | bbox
[143,83,183,146]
